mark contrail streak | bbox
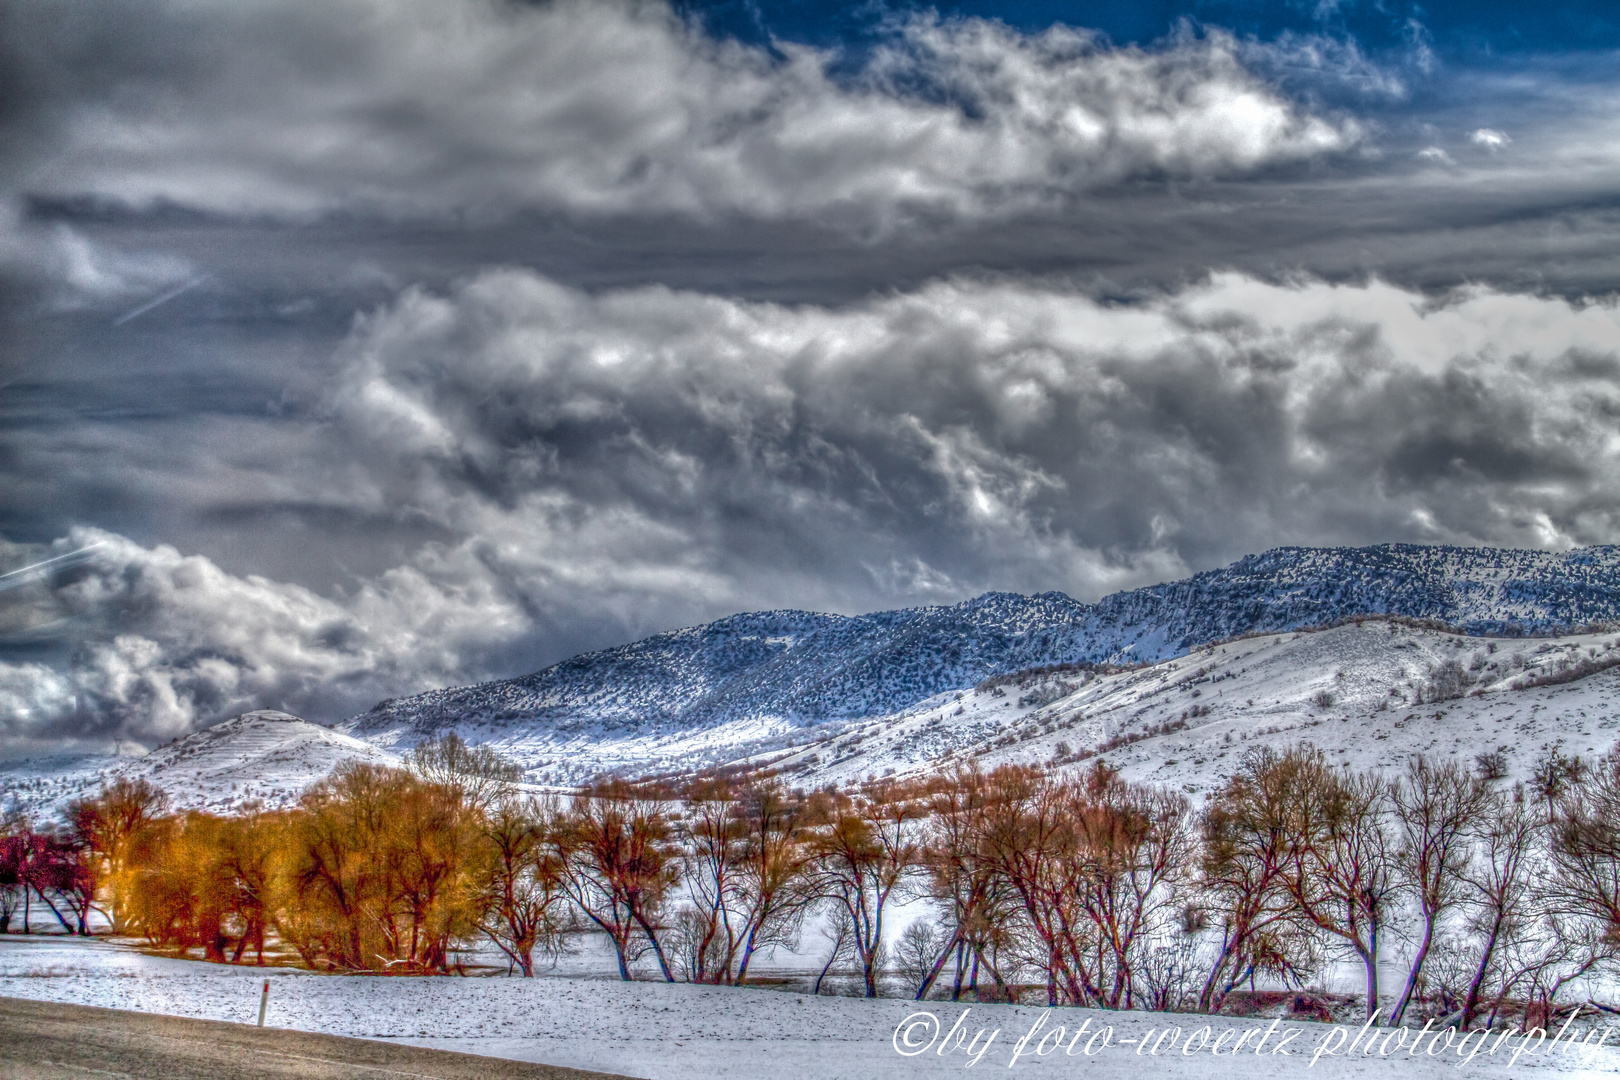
[0,543,106,594]
[112,275,208,326]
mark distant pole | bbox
[257,980,269,1027]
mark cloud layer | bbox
[3,0,1354,229]
[7,270,1620,745]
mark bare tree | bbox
[1532,745,1586,819]
[814,902,858,995]
[976,762,1191,1009]
[556,781,680,982]
[1549,746,1620,932]
[676,777,743,984]
[1489,911,1611,1031]
[1457,788,1540,1030]
[0,835,22,933]
[1198,747,1316,1014]
[894,919,944,995]
[806,780,923,998]
[66,777,169,933]
[729,779,813,985]
[1137,904,1207,1012]
[476,796,568,976]
[1066,765,1194,1009]
[1283,757,1399,1022]
[1389,756,1488,1025]
[409,733,524,810]
[914,766,1007,1001]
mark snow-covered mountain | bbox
[346,618,1618,789]
[9,624,1620,814]
[768,619,1620,797]
[0,711,404,819]
[346,543,1620,754]
[11,543,1620,816]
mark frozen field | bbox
[3,934,1618,1079]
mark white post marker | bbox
[257,980,269,1027]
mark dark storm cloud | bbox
[5,0,1620,749]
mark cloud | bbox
[1470,127,1511,150]
[322,268,1620,608]
[0,527,533,749]
[0,200,196,313]
[12,268,1620,745]
[1,0,1356,231]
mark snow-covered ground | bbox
[3,934,1617,1079]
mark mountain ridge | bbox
[344,542,1620,745]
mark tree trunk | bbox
[1199,933,1242,1014]
[32,887,74,934]
[915,926,964,1001]
[1361,945,1379,1023]
[613,936,632,980]
[1361,916,1381,1022]
[814,943,839,995]
[632,909,676,983]
[982,949,1013,1003]
[1460,923,1503,1031]
[1390,914,1434,1027]
[734,920,763,986]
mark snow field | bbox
[3,935,1619,1079]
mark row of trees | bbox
[0,826,95,935]
[12,737,1620,1028]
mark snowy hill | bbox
[9,626,1620,815]
[0,710,404,820]
[767,619,1620,797]
[121,710,406,808]
[346,543,1620,759]
[392,619,1619,788]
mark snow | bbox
[10,623,1620,822]
[0,710,405,819]
[2,935,1616,1079]
[768,621,1620,796]
[340,543,1620,786]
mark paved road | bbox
[0,995,637,1080]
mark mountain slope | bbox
[769,619,1620,796]
[345,543,1620,755]
[0,711,405,819]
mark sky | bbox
[4,0,1620,753]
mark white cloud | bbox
[1470,127,1511,151]
[0,528,531,746]
[10,0,1356,230]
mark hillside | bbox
[10,625,1620,811]
[346,543,1620,755]
[0,711,404,820]
[768,619,1620,796]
